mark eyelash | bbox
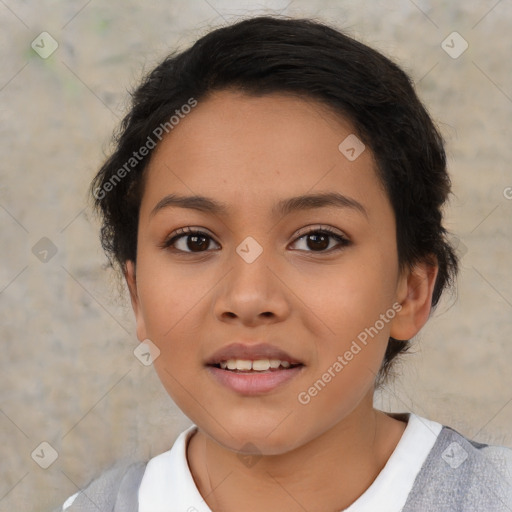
[160,226,351,254]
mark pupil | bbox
[188,235,209,251]
[308,233,328,251]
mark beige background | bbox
[1,1,511,510]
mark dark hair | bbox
[89,15,458,384]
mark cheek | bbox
[136,255,203,338]
[293,271,393,423]
[294,256,398,402]
[296,258,397,342]
[140,274,205,413]
[135,256,209,377]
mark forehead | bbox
[140,90,388,221]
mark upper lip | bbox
[205,343,304,366]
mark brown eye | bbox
[305,232,330,251]
[291,228,350,253]
[161,228,220,253]
[184,233,210,252]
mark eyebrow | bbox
[149,192,368,219]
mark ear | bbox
[124,260,148,342]
[389,259,438,341]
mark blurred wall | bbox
[1,1,511,510]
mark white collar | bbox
[138,413,442,512]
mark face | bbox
[125,90,425,455]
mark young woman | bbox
[59,15,512,512]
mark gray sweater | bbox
[58,425,512,511]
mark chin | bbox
[202,414,307,456]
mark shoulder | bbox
[57,425,197,512]
[442,426,512,482]
[404,424,512,511]
[58,459,148,512]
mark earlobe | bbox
[124,260,147,342]
[389,261,438,341]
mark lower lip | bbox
[206,365,304,395]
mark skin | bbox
[125,90,438,511]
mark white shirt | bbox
[138,413,442,512]
[64,413,442,511]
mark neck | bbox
[186,396,407,512]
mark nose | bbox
[212,242,290,326]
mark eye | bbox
[160,225,351,254]
[290,226,351,253]
[160,227,220,253]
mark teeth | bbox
[217,359,296,371]
[252,359,270,371]
[236,359,252,371]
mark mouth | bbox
[205,342,305,395]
